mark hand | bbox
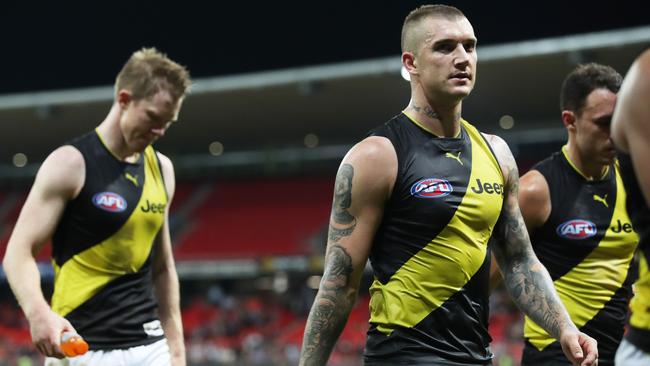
[27,306,76,358]
[171,353,187,366]
[560,328,598,366]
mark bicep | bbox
[323,138,395,283]
[7,147,83,254]
[518,170,550,232]
[487,137,534,266]
[624,95,650,205]
[153,153,176,271]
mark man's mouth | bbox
[451,72,471,80]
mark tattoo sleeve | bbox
[493,163,572,340]
[329,164,357,242]
[300,164,359,365]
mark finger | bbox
[51,348,66,359]
[62,318,77,333]
[570,339,584,361]
[42,342,57,358]
[580,343,598,366]
[35,342,48,356]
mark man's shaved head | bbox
[401,4,467,54]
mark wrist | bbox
[559,321,579,338]
[23,301,51,323]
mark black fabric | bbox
[523,151,634,364]
[364,113,497,364]
[368,113,472,284]
[365,250,493,365]
[64,253,164,349]
[521,274,633,366]
[51,131,163,350]
[619,152,650,353]
[619,153,650,262]
[53,131,145,266]
[530,151,616,280]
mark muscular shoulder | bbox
[341,136,397,201]
[36,145,85,199]
[519,170,551,229]
[481,133,517,181]
[612,49,650,151]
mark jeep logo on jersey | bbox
[92,192,127,213]
[556,219,597,239]
[410,178,453,198]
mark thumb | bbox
[572,342,584,359]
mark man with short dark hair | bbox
[518,63,637,366]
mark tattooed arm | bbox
[299,137,397,366]
[490,168,552,291]
[485,134,599,366]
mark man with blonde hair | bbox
[300,4,598,366]
[3,47,191,366]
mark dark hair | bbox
[401,4,466,53]
[560,63,622,114]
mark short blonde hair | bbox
[115,47,191,102]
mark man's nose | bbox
[454,45,470,66]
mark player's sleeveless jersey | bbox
[50,130,168,350]
[522,149,638,366]
[364,113,504,365]
[618,153,650,353]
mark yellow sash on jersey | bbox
[51,146,167,316]
[370,120,504,335]
[525,166,638,350]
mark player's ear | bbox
[402,52,418,76]
[561,110,577,132]
[116,90,133,110]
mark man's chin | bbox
[450,86,473,99]
[602,155,617,165]
[129,141,150,154]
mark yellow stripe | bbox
[631,253,650,330]
[52,147,167,316]
[561,145,609,181]
[369,121,503,334]
[525,166,638,350]
[401,111,464,138]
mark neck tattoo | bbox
[410,103,440,120]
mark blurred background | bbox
[0,1,648,365]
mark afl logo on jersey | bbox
[92,192,127,213]
[556,219,597,240]
[410,178,453,198]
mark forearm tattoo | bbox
[300,164,359,365]
[495,166,568,340]
[328,164,357,242]
[300,245,355,365]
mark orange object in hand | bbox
[60,331,89,357]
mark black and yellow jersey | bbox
[50,130,168,350]
[364,113,504,365]
[522,148,638,366]
[618,153,650,353]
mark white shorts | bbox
[44,338,170,366]
[615,338,650,366]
